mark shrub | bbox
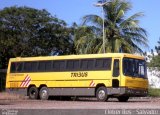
[148,88,160,97]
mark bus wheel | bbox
[96,87,108,102]
[118,96,129,102]
[39,87,49,100]
[28,86,38,99]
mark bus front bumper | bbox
[107,87,148,97]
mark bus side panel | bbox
[6,71,112,88]
[5,70,113,96]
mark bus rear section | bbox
[5,53,148,102]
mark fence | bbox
[0,69,7,92]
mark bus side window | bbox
[73,60,80,70]
[59,61,65,71]
[52,61,65,71]
[10,62,16,73]
[113,59,119,77]
[45,61,52,71]
[24,62,32,72]
[95,59,103,69]
[66,60,74,70]
[87,59,94,70]
[38,61,46,72]
[81,59,95,70]
[80,60,88,70]
[66,60,80,71]
[17,62,23,72]
[31,62,38,72]
[103,58,112,70]
[53,61,60,71]
[10,62,23,73]
[95,58,111,70]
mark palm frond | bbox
[82,15,102,28]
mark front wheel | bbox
[28,86,38,99]
[96,87,108,102]
[118,96,129,102]
[39,86,49,100]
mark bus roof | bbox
[9,53,144,62]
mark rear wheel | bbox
[118,96,129,102]
[39,86,49,100]
[28,86,38,99]
[96,87,108,102]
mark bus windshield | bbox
[123,57,147,78]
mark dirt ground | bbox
[0,93,160,109]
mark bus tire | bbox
[118,96,129,102]
[96,86,108,102]
[28,86,38,99]
[39,86,49,100]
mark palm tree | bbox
[73,25,102,54]
[76,0,148,54]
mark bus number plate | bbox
[71,72,88,77]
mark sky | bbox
[0,0,160,52]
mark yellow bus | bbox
[6,53,148,102]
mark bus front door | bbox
[112,59,120,88]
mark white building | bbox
[147,68,160,88]
[145,52,160,88]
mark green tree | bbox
[149,56,160,69]
[148,39,160,79]
[155,38,160,55]
[75,0,148,54]
[149,39,160,69]
[0,6,74,69]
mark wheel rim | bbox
[98,90,106,100]
[41,89,48,99]
[31,90,36,97]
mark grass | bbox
[148,88,160,97]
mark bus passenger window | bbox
[59,61,65,71]
[80,60,88,70]
[45,61,52,71]
[53,61,60,71]
[66,60,80,71]
[38,61,45,72]
[87,60,94,70]
[66,60,74,70]
[103,58,112,70]
[73,60,80,70]
[10,62,23,73]
[24,62,32,72]
[10,63,16,73]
